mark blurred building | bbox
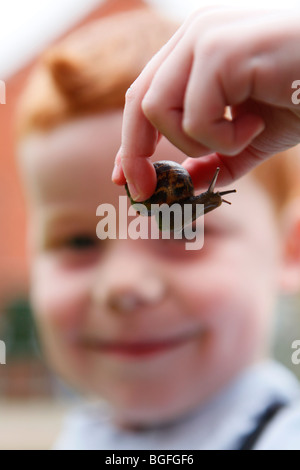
[0,0,148,398]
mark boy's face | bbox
[19,111,281,427]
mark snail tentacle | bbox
[207,167,220,193]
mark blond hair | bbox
[16,9,177,137]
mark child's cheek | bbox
[169,262,268,372]
[170,263,237,319]
[169,255,265,333]
[30,257,92,333]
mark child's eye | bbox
[64,235,98,250]
[46,233,103,268]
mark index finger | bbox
[112,16,195,201]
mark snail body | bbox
[125,161,236,231]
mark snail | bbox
[125,161,236,231]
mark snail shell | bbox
[125,161,236,230]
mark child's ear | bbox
[279,198,300,294]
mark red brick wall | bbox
[0,0,146,304]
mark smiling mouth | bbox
[78,330,203,359]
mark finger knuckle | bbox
[198,31,222,58]
[183,117,203,141]
[186,148,204,158]
[220,145,241,156]
[141,95,161,121]
[215,137,242,156]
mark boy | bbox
[16,8,300,449]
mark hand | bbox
[112,6,300,201]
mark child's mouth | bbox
[77,330,203,359]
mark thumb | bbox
[182,149,268,190]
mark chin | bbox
[111,406,183,430]
[102,387,205,430]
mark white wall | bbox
[0,0,299,78]
[0,0,104,78]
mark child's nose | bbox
[106,280,165,313]
[101,275,167,314]
[94,249,167,314]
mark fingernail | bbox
[112,159,123,182]
[127,182,140,201]
[253,119,266,137]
